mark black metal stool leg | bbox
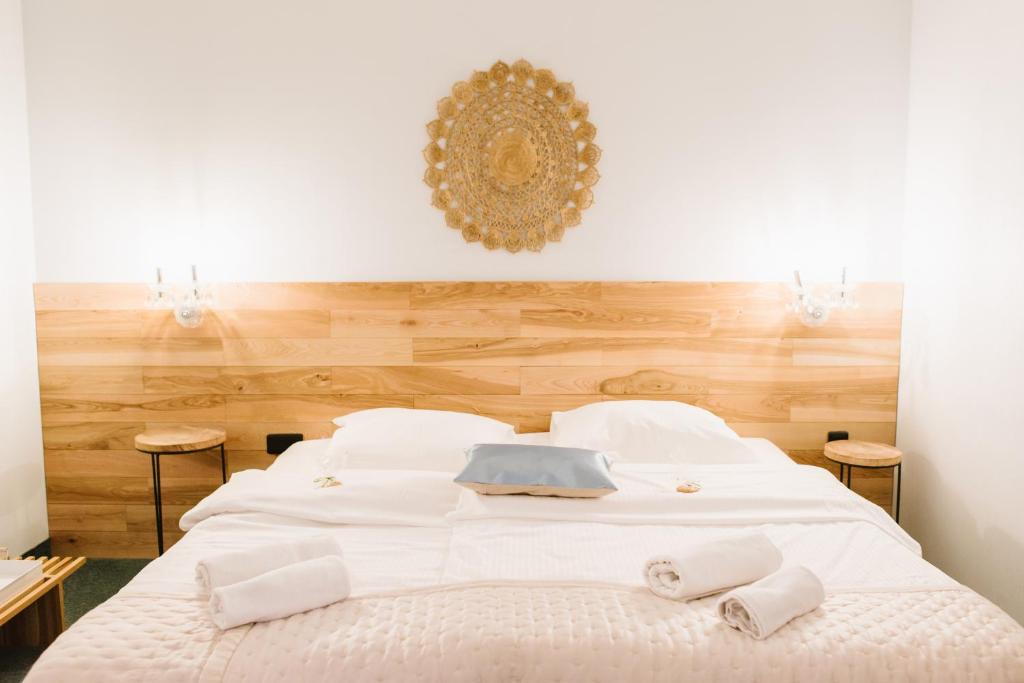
[894,463,902,523]
[220,443,228,484]
[151,452,164,556]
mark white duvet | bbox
[26,438,1024,682]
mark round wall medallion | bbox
[423,59,600,252]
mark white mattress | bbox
[26,438,1024,682]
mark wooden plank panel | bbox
[729,422,896,450]
[45,450,149,478]
[600,282,903,310]
[601,338,792,366]
[42,423,145,450]
[141,310,330,339]
[521,366,899,396]
[213,283,410,310]
[222,338,411,366]
[142,366,332,394]
[523,366,709,395]
[44,449,225,478]
[701,366,899,395]
[32,280,903,556]
[600,282,787,309]
[710,306,902,339]
[37,338,224,366]
[41,394,225,424]
[792,339,900,366]
[521,306,711,338]
[46,477,153,504]
[34,283,150,311]
[411,282,600,310]
[413,338,602,366]
[413,395,600,433]
[330,309,520,338]
[39,366,144,395]
[226,422,335,450]
[225,395,412,422]
[47,504,127,532]
[49,531,165,558]
[35,310,142,338]
[332,366,520,395]
[790,394,897,422]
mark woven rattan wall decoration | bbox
[423,59,600,252]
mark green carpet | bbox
[0,551,149,683]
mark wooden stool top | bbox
[0,556,85,628]
[135,425,226,453]
[824,440,902,467]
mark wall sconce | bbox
[147,265,213,328]
[790,268,856,327]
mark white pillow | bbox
[550,400,758,464]
[328,408,516,471]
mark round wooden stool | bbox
[134,426,227,555]
[824,439,902,522]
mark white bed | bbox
[26,436,1024,682]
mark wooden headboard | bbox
[34,281,901,556]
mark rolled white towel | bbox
[195,535,343,595]
[717,565,825,639]
[644,532,782,600]
[209,555,351,630]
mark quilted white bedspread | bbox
[25,443,1024,682]
[27,584,1024,682]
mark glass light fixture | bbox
[790,268,856,327]
[148,265,213,328]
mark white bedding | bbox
[27,437,1024,682]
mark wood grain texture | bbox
[600,338,792,366]
[134,426,226,453]
[39,367,145,395]
[824,440,902,467]
[38,339,224,366]
[36,310,143,338]
[332,366,520,395]
[413,337,602,366]
[142,366,333,394]
[140,310,330,339]
[410,282,600,310]
[521,365,899,396]
[331,310,519,338]
[34,281,903,556]
[41,395,225,425]
[521,306,711,338]
[225,395,412,422]
[223,338,411,366]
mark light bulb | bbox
[174,295,204,328]
[799,298,831,327]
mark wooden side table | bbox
[0,556,85,647]
[135,425,227,555]
[824,440,903,522]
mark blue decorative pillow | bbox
[455,444,618,498]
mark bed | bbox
[25,428,1024,682]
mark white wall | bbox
[22,0,910,284]
[899,0,1024,623]
[0,0,47,555]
